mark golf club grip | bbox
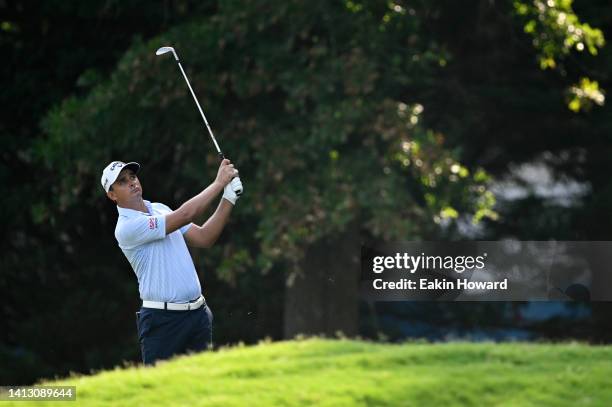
[231,177,243,196]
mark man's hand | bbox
[223,177,243,205]
[215,159,238,187]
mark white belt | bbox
[142,295,205,311]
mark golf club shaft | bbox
[176,62,224,159]
[158,46,242,196]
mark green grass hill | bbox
[4,338,612,406]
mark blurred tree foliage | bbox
[514,0,605,110]
[39,2,496,279]
[1,0,610,384]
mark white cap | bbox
[101,161,140,192]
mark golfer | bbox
[101,159,242,365]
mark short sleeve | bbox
[156,203,191,235]
[116,215,166,249]
[180,223,193,235]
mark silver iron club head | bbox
[156,46,178,60]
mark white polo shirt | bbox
[115,200,202,303]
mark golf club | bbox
[156,46,243,196]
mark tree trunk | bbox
[283,225,361,338]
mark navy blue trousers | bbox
[135,304,213,365]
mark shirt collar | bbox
[117,200,153,218]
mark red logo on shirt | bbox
[149,218,158,230]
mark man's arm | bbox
[184,199,234,248]
[165,159,236,235]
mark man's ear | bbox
[107,190,117,203]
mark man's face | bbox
[106,169,143,204]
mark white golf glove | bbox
[223,177,243,205]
